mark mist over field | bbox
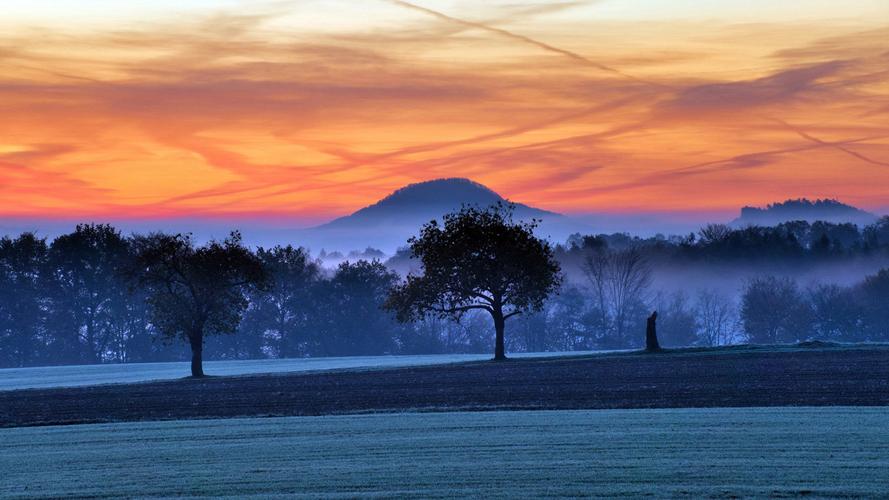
[4,179,889,369]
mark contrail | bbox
[768,118,889,168]
[569,133,889,196]
[387,0,668,89]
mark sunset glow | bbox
[2,0,888,222]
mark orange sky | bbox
[1,1,888,222]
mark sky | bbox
[1,0,888,227]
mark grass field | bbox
[2,407,888,498]
[0,351,602,391]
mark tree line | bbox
[0,225,414,371]
[3,211,889,371]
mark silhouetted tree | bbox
[694,289,737,346]
[0,233,48,367]
[858,269,889,341]
[45,224,130,363]
[655,291,697,347]
[864,217,889,250]
[808,283,862,341]
[541,284,592,351]
[511,310,548,353]
[312,260,404,356]
[129,232,267,377]
[698,223,732,245]
[741,276,811,344]
[385,204,562,360]
[582,247,652,348]
[240,246,320,358]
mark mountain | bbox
[301,178,580,254]
[731,198,877,227]
[319,178,556,230]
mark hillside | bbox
[318,178,557,230]
[299,178,582,252]
[732,198,876,227]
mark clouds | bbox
[0,1,887,220]
[668,61,848,110]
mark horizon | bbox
[2,177,886,251]
[1,184,882,252]
[1,0,887,227]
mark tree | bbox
[312,260,404,356]
[240,246,320,358]
[45,224,130,363]
[385,204,562,360]
[698,223,732,245]
[129,232,267,377]
[863,217,889,250]
[582,247,652,348]
[741,276,811,344]
[655,291,697,347]
[808,283,861,341]
[532,284,591,352]
[858,269,889,341]
[0,233,48,367]
[694,289,737,346]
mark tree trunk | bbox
[189,333,204,377]
[493,311,506,361]
[645,311,660,352]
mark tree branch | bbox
[431,304,493,315]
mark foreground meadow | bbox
[3,407,888,498]
[0,351,601,391]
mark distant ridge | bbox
[731,198,877,227]
[318,178,558,230]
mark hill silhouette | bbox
[731,198,876,227]
[318,178,557,230]
[302,178,572,253]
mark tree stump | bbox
[646,311,661,352]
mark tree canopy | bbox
[128,231,267,376]
[386,204,562,360]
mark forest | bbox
[2,216,889,368]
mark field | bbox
[2,407,888,498]
[0,351,600,391]
[4,345,889,427]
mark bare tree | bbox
[582,247,652,347]
[698,223,732,245]
[695,289,737,346]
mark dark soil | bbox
[3,347,889,428]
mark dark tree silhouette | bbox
[314,260,404,356]
[859,269,889,341]
[582,247,652,348]
[385,204,562,360]
[0,233,48,367]
[741,276,811,344]
[46,224,130,363]
[241,245,320,358]
[129,232,267,377]
[656,292,698,347]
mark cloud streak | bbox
[386,0,668,89]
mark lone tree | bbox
[129,231,267,377]
[385,204,562,360]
